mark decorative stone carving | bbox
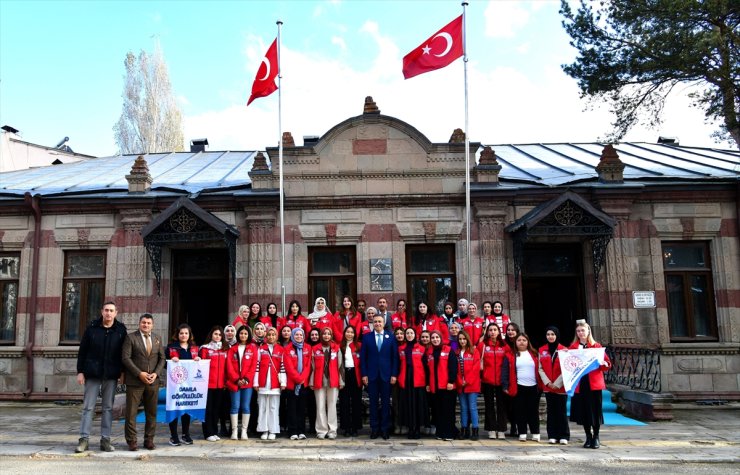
[325,224,337,246]
[595,144,625,183]
[125,155,153,193]
[423,222,436,243]
[282,132,295,148]
[449,128,465,144]
[363,96,380,114]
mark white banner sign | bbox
[165,359,210,422]
[559,348,605,397]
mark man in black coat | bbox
[75,301,128,453]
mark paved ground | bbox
[0,400,737,464]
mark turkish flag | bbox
[247,38,278,106]
[403,15,463,80]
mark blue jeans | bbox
[80,378,117,439]
[459,392,479,428]
[230,388,253,415]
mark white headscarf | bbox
[307,297,329,324]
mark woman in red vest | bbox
[568,320,611,449]
[260,302,280,331]
[479,322,508,439]
[503,321,521,437]
[398,327,427,439]
[225,325,257,440]
[310,327,344,439]
[456,330,481,440]
[283,327,312,440]
[424,330,458,441]
[279,300,310,334]
[390,299,408,330]
[538,326,569,445]
[502,333,542,442]
[413,301,449,344]
[198,326,229,441]
[338,326,362,437]
[253,327,287,440]
[333,296,361,344]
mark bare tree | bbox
[113,44,185,154]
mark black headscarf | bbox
[546,325,560,357]
[492,300,504,316]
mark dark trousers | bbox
[481,383,507,432]
[431,389,457,439]
[248,391,259,432]
[202,388,223,438]
[505,392,517,434]
[545,392,570,441]
[514,384,540,435]
[339,369,363,431]
[305,388,316,433]
[286,386,308,436]
[169,414,191,437]
[367,378,392,433]
[401,387,427,435]
[125,383,158,443]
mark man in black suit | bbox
[121,313,166,451]
[360,312,399,439]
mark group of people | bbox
[74,296,611,453]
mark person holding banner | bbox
[538,326,569,445]
[568,320,611,449]
[225,325,257,440]
[502,333,542,442]
[167,324,201,446]
[254,326,287,440]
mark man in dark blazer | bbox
[121,313,165,451]
[360,310,399,439]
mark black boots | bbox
[459,427,469,439]
[583,427,593,448]
[471,428,479,441]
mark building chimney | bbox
[449,128,465,144]
[474,146,502,184]
[595,144,625,184]
[126,155,153,193]
[363,96,380,114]
[282,132,295,147]
[190,138,209,153]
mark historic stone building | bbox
[0,98,738,416]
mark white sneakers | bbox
[206,435,219,442]
[519,434,527,442]
[532,434,540,442]
[298,434,307,440]
[548,438,557,444]
[519,433,541,442]
[261,432,269,440]
[559,439,569,445]
[497,432,506,439]
[290,434,299,440]
[267,433,276,440]
[488,431,496,439]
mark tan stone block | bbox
[393,180,410,194]
[666,373,690,392]
[688,373,712,392]
[712,373,739,391]
[367,179,392,194]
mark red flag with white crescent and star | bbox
[247,38,278,106]
[402,15,463,80]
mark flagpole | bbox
[462,2,471,300]
[277,20,286,317]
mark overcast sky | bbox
[0,0,731,157]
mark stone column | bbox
[244,211,277,302]
[115,208,153,328]
[475,203,512,311]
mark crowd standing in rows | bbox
[74,297,611,452]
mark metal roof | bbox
[0,151,258,198]
[0,142,737,199]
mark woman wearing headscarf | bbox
[220,324,237,436]
[307,297,331,330]
[254,326,287,440]
[248,322,267,435]
[260,302,280,330]
[568,320,611,449]
[283,327,312,440]
[490,301,511,335]
[538,326,569,445]
[398,327,427,439]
